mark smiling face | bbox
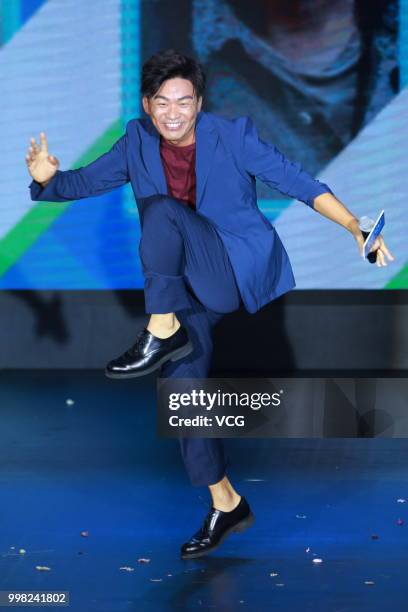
[142,77,202,146]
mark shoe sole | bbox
[104,340,194,379]
[180,511,255,560]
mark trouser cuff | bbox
[144,272,191,314]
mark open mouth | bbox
[163,122,183,130]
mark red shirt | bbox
[159,137,196,211]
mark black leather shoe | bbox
[180,496,255,559]
[105,325,193,379]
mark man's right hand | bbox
[25,132,60,186]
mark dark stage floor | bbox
[0,371,407,611]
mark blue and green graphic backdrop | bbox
[0,0,406,290]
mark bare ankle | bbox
[146,313,180,339]
[208,476,241,511]
[211,493,241,512]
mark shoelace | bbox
[125,330,146,357]
[197,497,219,526]
[203,505,221,527]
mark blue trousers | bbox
[138,195,242,486]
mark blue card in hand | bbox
[363,210,385,260]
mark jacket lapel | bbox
[140,111,218,209]
[195,111,219,208]
[140,117,168,195]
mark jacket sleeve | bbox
[240,116,334,209]
[28,128,130,202]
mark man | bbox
[26,49,394,560]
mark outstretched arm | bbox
[240,116,394,267]
[313,192,394,267]
[240,116,334,208]
[27,129,129,202]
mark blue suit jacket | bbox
[29,111,333,313]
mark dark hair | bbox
[141,49,206,99]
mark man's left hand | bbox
[354,231,395,267]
